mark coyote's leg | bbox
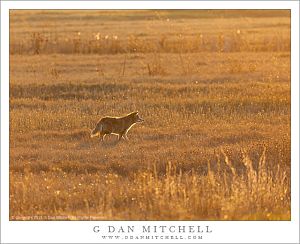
[119,131,128,141]
[123,133,129,141]
[118,133,123,141]
[99,133,106,142]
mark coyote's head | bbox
[131,111,144,123]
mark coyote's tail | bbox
[90,122,103,138]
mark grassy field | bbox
[9,10,290,220]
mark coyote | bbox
[90,111,144,141]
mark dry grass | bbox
[9,10,290,220]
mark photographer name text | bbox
[93,225,212,234]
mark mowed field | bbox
[9,10,291,220]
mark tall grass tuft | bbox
[10,148,290,220]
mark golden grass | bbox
[9,10,290,220]
[10,10,290,55]
[10,148,290,220]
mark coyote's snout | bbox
[90,111,144,142]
